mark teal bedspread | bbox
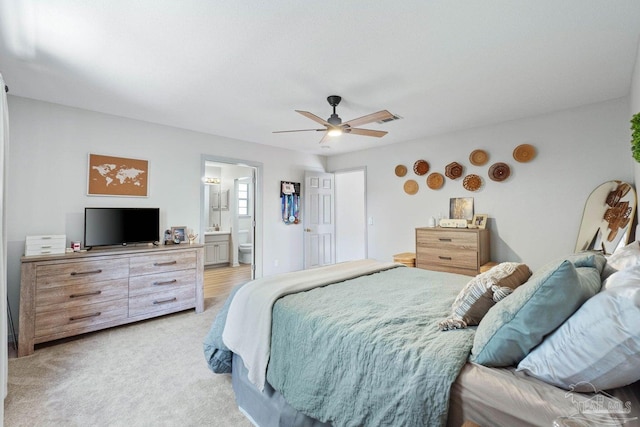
[266,267,475,427]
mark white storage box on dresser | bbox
[18,244,204,357]
[25,235,66,256]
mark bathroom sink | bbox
[205,230,230,235]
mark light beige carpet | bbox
[4,297,252,427]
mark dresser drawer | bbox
[35,299,128,339]
[416,230,478,250]
[36,258,130,289]
[128,286,195,317]
[415,227,490,276]
[416,248,478,272]
[129,270,196,297]
[129,251,196,276]
[36,278,129,312]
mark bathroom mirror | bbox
[575,180,636,254]
[210,186,229,211]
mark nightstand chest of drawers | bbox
[415,227,490,276]
[19,244,204,357]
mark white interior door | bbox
[303,171,335,269]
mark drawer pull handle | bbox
[69,290,102,299]
[70,269,103,276]
[439,256,452,260]
[438,238,452,242]
[40,245,52,248]
[154,261,177,267]
[153,297,177,305]
[69,312,101,321]
[153,279,178,286]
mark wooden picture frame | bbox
[471,214,488,229]
[171,226,187,243]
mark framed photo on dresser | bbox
[471,214,488,229]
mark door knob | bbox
[305,228,312,232]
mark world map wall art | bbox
[88,153,149,197]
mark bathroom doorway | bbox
[201,155,262,279]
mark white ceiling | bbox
[1,1,640,156]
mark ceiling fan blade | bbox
[273,128,326,133]
[342,110,394,128]
[347,128,388,138]
[296,110,331,126]
[318,132,332,144]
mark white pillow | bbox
[607,241,640,270]
[516,284,640,391]
[603,263,640,290]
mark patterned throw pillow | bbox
[439,262,531,330]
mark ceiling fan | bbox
[274,95,395,144]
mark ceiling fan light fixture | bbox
[274,95,392,144]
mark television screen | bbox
[84,207,160,248]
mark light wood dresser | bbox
[415,227,489,276]
[18,244,204,357]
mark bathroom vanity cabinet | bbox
[204,233,230,266]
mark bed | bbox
[204,254,640,426]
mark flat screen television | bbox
[84,207,160,248]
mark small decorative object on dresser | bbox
[450,197,474,220]
[415,227,490,276]
[470,214,488,229]
[171,226,187,244]
[24,235,66,256]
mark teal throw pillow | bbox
[470,259,598,367]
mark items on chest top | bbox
[426,215,489,229]
[439,219,469,228]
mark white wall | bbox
[328,98,634,270]
[335,169,366,262]
[631,40,640,186]
[6,96,325,333]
